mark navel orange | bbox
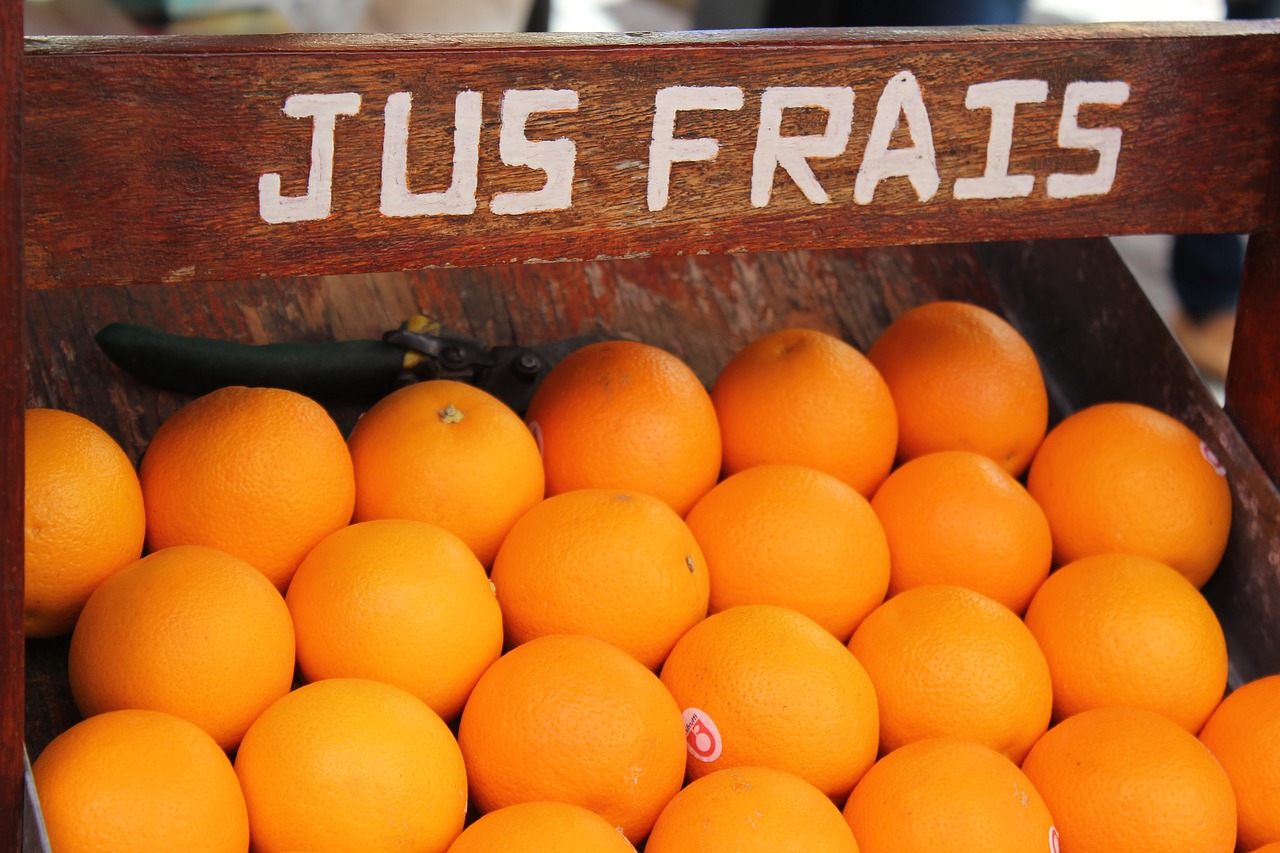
[524,340,721,517]
[286,518,503,721]
[684,463,889,641]
[31,709,249,853]
[1023,552,1228,733]
[490,488,708,670]
[23,407,145,637]
[869,450,1051,615]
[659,604,879,802]
[445,801,636,853]
[711,328,897,497]
[138,385,354,590]
[234,678,468,853]
[646,766,861,853]
[847,584,1051,763]
[1021,706,1237,853]
[842,738,1054,853]
[1198,674,1280,850]
[347,378,544,567]
[1026,401,1232,587]
[68,544,296,751]
[457,633,687,844]
[866,300,1048,476]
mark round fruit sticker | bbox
[1199,440,1228,477]
[1049,826,1061,853]
[681,708,723,763]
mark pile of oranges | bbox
[22,300,1277,853]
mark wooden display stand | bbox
[3,6,1279,849]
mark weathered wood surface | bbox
[3,0,24,845]
[1226,227,1280,487]
[21,22,1280,288]
[22,239,1280,760]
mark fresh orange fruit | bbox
[490,489,708,670]
[842,738,1054,853]
[1023,552,1227,733]
[67,544,295,751]
[1198,674,1280,850]
[524,340,720,517]
[1026,401,1232,587]
[234,677,468,853]
[286,519,503,721]
[347,378,544,567]
[445,801,636,853]
[869,450,1051,615]
[866,300,1048,476]
[23,407,146,638]
[659,604,879,802]
[847,584,1050,763]
[684,464,889,641]
[711,328,897,497]
[646,766,860,853]
[31,708,249,853]
[1250,844,1280,853]
[138,385,354,590]
[1022,706,1237,853]
[457,633,686,844]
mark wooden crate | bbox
[4,13,1280,851]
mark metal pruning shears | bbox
[94,314,603,416]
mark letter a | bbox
[854,71,940,205]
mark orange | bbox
[866,300,1048,476]
[1023,552,1227,733]
[31,708,249,853]
[347,379,544,567]
[286,519,503,721]
[23,407,145,637]
[847,584,1050,763]
[457,633,686,844]
[659,604,879,802]
[1026,401,1232,588]
[523,340,720,517]
[842,738,1054,853]
[684,464,889,641]
[869,450,1051,615]
[1251,845,1280,853]
[445,801,636,853]
[138,385,354,590]
[1021,706,1237,853]
[234,677,467,853]
[490,488,708,670]
[711,328,897,497]
[67,544,295,751]
[646,766,860,853]
[1198,674,1280,850]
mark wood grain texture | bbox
[21,240,1279,758]
[21,22,1280,288]
[2,0,24,845]
[1227,229,1280,485]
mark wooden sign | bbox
[21,21,1280,287]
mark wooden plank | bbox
[21,22,1280,288]
[1226,228,1280,485]
[2,0,24,846]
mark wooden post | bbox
[1225,227,1280,484]
[1,0,25,846]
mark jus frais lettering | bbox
[258,75,1130,224]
